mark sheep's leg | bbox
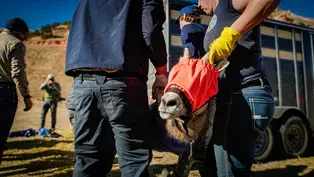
[174,151,194,177]
[160,151,194,177]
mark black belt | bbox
[74,71,146,82]
[241,77,270,88]
[74,71,124,80]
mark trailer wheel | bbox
[254,126,274,161]
[279,116,309,157]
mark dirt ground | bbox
[4,44,314,177]
[12,44,156,131]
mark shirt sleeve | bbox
[142,0,167,68]
[180,25,206,58]
[11,42,30,97]
[181,25,196,57]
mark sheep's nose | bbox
[166,99,177,107]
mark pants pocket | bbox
[249,97,274,134]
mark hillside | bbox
[23,43,156,104]
[24,45,72,101]
[25,8,314,43]
[269,8,314,28]
[1,8,312,45]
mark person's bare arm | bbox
[231,0,281,35]
[40,82,47,90]
[52,82,61,92]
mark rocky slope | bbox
[269,8,314,28]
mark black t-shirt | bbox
[203,0,264,88]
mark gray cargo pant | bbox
[67,86,76,133]
[40,100,58,129]
[72,73,151,177]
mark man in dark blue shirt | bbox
[65,0,168,176]
[175,6,206,59]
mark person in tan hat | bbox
[39,74,61,131]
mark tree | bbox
[40,24,52,34]
[51,22,61,29]
[63,21,72,29]
[40,24,53,39]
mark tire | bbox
[254,126,274,161]
[279,116,309,157]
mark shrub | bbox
[298,22,308,27]
[63,21,72,29]
[40,24,52,34]
[51,22,61,29]
[28,30,41,38]
[40,34,52,40]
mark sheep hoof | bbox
[161,168,181,177]
[161,168,171,177]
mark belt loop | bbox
[95,75,107,85]
[259,78,264,88]
[79,74,83,84]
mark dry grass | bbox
[1,129,313,177]
[0,130,75,177]
[0,130,173,177]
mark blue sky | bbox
[0,0,79,30]
[1,0,313,30]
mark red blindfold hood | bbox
[164,59,219,112]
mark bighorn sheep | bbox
[151,50,229,177]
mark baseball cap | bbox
[6,17,29,37]
[175,6,198,24]
[47,74,54,80]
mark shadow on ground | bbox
[149,164,314,177]
[1,149,75,176]
[1,149,120,177]
[1,136,313,177]
[252,165,314,177]
[5,138,72,150]
[2,149,73,162]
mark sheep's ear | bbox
[180,48,190,61]
[201,52,209,61]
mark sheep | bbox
[150,52,229,177]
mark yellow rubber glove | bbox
[208,27,242,65]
